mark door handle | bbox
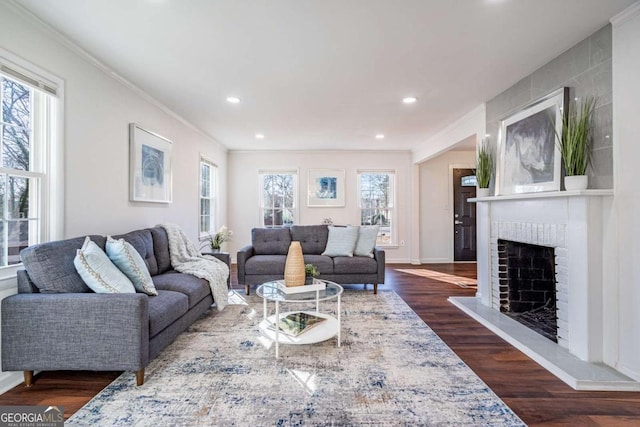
[454,220,463,225]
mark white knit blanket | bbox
[159,223,229,311]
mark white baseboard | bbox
[384,258,412,264]
[0,371,22,395]
[420,258,451,264]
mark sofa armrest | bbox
[373,247,385,284]
[236,245,255,284]
[1,293,150,372]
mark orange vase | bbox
[284,241,305,287]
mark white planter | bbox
[564,175,588,191]
[476,188,490,198]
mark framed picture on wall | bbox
[129,123,173,203]
[496,87,568,195]
[307,169,345,207]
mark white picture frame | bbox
[129,123,173,203]
[496,87,568,196]
[307,169,345,207]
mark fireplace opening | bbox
[497,239,557,342]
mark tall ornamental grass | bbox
[556,97,596,176]
[476,139,493,188]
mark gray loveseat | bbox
[1,226,230,387]
[237,225,385,295]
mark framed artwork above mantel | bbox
[495,87,568,196]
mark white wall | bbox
[412,105,485,164]
[0,2,227,393]
[611,2,640,381]
[227,150,413,263]
[419,150,476,262]
[0,3,228,243]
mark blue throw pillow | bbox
[322,226,359,257]
[74,237,136,294]
[354,225,379,258]
[106,236,158,296]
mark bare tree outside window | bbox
[260,172,296,227]
[1,77,35,265]
[359,172,395,245]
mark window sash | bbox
[358,171,396,245]
[0,75,46,268]
[199,160,217,234]
[259,171,297,227]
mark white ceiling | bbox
[15,0,635,152]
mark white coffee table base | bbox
[258,311,340,354]
[256,281,343,358]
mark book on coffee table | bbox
[276,279,326,294]
[268,312,326,337]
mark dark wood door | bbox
[453,168,477,261]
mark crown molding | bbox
[3,0,228,153]
[228,149,412,155]
[611,1,640,27]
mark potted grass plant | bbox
[476,138,493,198]
[554,96,596,191]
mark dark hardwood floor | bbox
[1,264,639,425]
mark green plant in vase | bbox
[304,264,320,285]
[200,225,233,252]
[554,96,596,191]
[476,138,493,198]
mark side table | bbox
[202,251,231,289]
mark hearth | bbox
[498,239,557,343]
[455,191,640,391]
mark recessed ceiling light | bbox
[226,96,241,104]
[402,96,417,104]
[255,133,265,139]
[375,134,385,139]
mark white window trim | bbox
[258,169,298,227]
[198,156,218,237]
[0,48,64,282]
[357,169,397,247]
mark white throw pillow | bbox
[354,225,379,258]
[106,236,158,296]
[322,226,359,257]
[74,236,136,294]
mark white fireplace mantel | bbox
[450,189,640,391]
[469,189,613,203]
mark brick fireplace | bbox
[450,190,640,390]
[497,239,557,343]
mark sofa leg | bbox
[245,284,250,295]
[373,283,378,294]
[136,369,145,386]
[24,370,33,387]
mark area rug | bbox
[67,290,523,426]
[395,269,478,289]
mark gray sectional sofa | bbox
[237,225,385,295]
[1,226,230,387]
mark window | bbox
[259,171,297,227]
[0,51,62,273]
[0,75,54,266]
[358,171,396,245]
[199,158,217,234]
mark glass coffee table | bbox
[256,280,343,358]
